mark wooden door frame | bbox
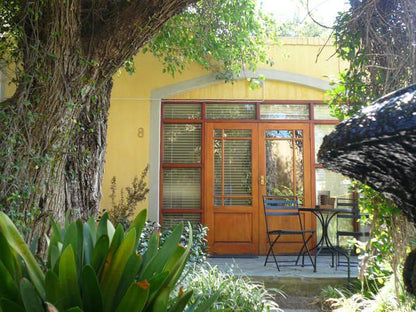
[258,123,315,254]
[205,122,259,255]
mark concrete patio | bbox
[207,255,359,296]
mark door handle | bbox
[259,175,265,186]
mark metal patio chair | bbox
[263,195,316,271]
[335,197,370,278]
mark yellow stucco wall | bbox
[101,37,345,215]
[0,38,345,216]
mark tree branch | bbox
[83,0,197,78]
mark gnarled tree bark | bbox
[0,0,196,254]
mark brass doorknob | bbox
[259,175,265,185]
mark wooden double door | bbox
[205,122,314,255]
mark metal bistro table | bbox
[299,206,355,279]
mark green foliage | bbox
[326,1,416,299]
[0,210,216,312]
[138,222,208,266]
[0,1,22,67]
[144,0,278,81]
[327,0,416,121]
[102,166,149,229]
[276,17,329,38]
[179,264,281,312]
[323,275,416,312]
[356,184,409,289]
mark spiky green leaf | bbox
[101,229,136,312]
[81,265,102,312]
[115,281,149,312]
[0,212,45,298]
[59,246,82,309]
[141,223,183,280]
[20,278,44,312]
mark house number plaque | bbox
[137,127,144,138]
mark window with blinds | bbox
[161,104,203,228]
[206,104,256,119]
[160,100,338,229]
[260,104,309,119]
[162,168,201,210]
[163,104,201,119]
[163,124,201,163]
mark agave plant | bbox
[0,210,215,312]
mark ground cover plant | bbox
[323,276,416,312]
[179,264,282,312]
[0,209,217,312]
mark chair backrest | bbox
[336,197,358,211]
[263,195,304,230]
[336,197,369,239]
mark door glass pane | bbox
[294,140,304,197]
[163,103,201,119]
[260,104,309,120]
[206,104,256,119]
[162,168,201,209]
[224,140,252,197]
[224,129,252,137]
[214,130,223,138]
[163,124,201,163]
[266,130,293,138]
[214,139,223,206]
[314,124,336,162]
[314,105,338,120]
[213,131,252,206]
[266,140,295,196]
[265,130,304,198]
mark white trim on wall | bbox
[148,70,331,221]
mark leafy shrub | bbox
[179,264,282,312]
[102,165,149,229]
[0,210,216,312]
[138,221,208,266]
[321,275,416,312]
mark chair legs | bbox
[335,247,355,283]
[265,233,316,272]
[264,234,281,270]
[298,234,316,272]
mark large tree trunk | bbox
[0,0,195,254]
[64,80,113,222]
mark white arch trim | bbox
[148,69,331,221]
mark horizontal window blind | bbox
[162,168,201,210]
[163,103,201,119]
[214,137,252,206]
[314,104,338,120]
[162,213,201,230]
[206,104,256,119]
[163,124,201,163]
[260,104,309,120]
